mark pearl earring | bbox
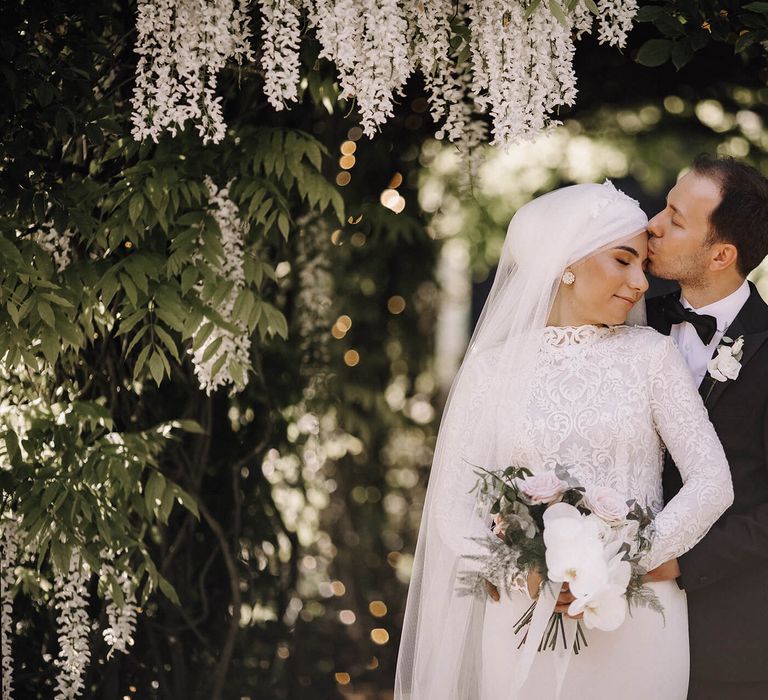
[562,270,575,285]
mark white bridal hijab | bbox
[394,181,649,699]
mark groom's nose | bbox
[647,211,665,237]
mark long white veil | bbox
[394,181,649,699]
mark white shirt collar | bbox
[680,280,750,332]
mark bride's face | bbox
[566,231,650,326]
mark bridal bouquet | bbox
[459,464,663,653]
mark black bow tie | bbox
[660,296,718,345]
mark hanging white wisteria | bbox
[53,553,91,700]
[32,226,75,273]
[258,0,303,110]
[0,519,20,700]
[310,0,414,137]
[99,561,137,657]
[190,177,253,394]
[131,0,254,144]
[131,0,638,148]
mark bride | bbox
[393,181,733,700]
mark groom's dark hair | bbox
[692,154,768,276]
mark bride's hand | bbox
[527,569,544,599]
[483,569,544,602]
[642,558,680,583]
[553,582,577,614]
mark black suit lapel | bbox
[698,283,768,410]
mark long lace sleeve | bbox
[642,335,734,571]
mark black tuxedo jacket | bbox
[647,282,768,684]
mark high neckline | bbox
[541,325,616,347]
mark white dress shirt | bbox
[670,280,750,386]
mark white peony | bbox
[517,471,568,505]
[584,485,629,524]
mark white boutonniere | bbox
[707,335,745,383]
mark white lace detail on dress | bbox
[509,325,732,572]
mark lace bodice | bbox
[437,324,733,574]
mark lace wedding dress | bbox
[478,324,733,700]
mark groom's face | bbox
[647,172,722,285]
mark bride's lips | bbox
[615,295,636,306]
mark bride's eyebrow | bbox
[613,245,640,257]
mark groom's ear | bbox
[709,242,739,272]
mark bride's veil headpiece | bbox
[394,181,648,698]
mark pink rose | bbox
[518,471,567,505]
[585,486,629,524]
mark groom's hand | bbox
[642,558,681,583]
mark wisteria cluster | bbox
[132,0,638,148]
[190,177,252,394]
[53,553,91,700]
[99,561,137,657]
[311,0,413,137]
[33,226,74,273]
[258,0,302,110]
[0,519,20,700]
[131,0,254,144]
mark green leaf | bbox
[158,575,180,606]
[181,266,199,294]
[125,325,150,356]
[671,39,694,69]
[192,321,215,351]
[154,324,180,362]
[277,213,290,239]
[583,0,599,14]
[172,484,200,519]
[636,39,673,67]
[688,29,709,51]
[148,350,165,385]
[736,30,764,53]
[547,0,568,27]
[655,13,685,38]
[116,309,147,337]
[634,5,664,22]
[744,2,768,13]
[144,470,166,514]
[40,326,60,364]
[101,271,120,306]
[129,193,145,224]
[525,0,543,19]
[201,334,223,363]
[37,300,56,327]
[120,273,138,306]
[133,343,152,378]
[40,292,74,308]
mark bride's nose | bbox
[630,267,649,295]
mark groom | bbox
[645,154,768,700]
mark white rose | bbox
[730,336,745,354]
[517,471,567,505]
[708,346,742,382]
[585,486,629,524]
